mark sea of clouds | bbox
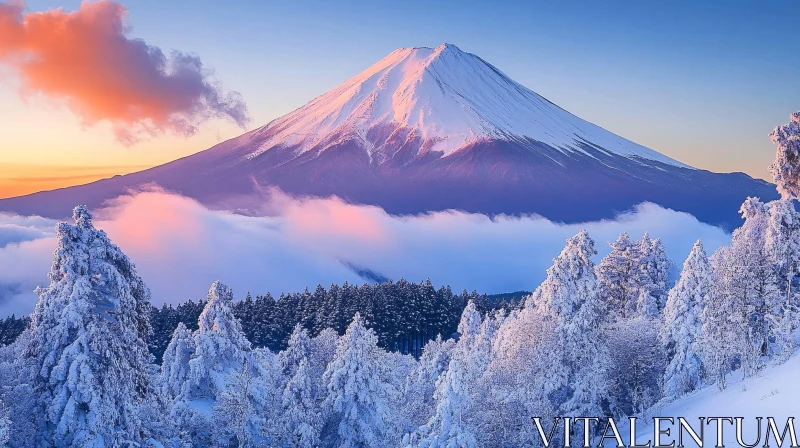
[0,188,731,317]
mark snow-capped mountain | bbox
[247,43,683,166]
[0,43,776,229]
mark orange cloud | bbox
[0,0,249,144]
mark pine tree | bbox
[531,230,597,318]
[310,328,338,379]
[23,206,153,446]
[533,230,609,418]
[769,111,800,199]
[596,232,640,317]
[723,198,782,362]
[187,281,252,401]
[0,398,9,447]
[605,315,665,416]
[404,335,455,428]
[408,357,477,448]
[705,246,756,389]
[767,304,798,364]
[471,308,559,446]
[213,360,257,447]
[637,235,671,315]
[323,313,393,448]
[766,113,800,357]
[765,199,800,349]
[279,324,312,378]
[282,358,322,447]
[765,199,800,279]
[661,239,711,400]
[457,300,481,341]
[161,322,196,400]
[408,301,497,446]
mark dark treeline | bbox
[1,279,523,363]
[0,315,28,347]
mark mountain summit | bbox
[247,43,682,166]
[0,44,776,229]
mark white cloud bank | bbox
[0,189,731,317]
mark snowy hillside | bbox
[636,354,800,447]
[247,43,686,166]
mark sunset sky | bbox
[1,0,799,198]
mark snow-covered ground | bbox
[635,354,800,447]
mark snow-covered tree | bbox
[310,327,339,380]
[555,232,609,422]
[605,316,665,416]
[0,398,9,447]
[635,289,659,319]
[765,113,800,362]
[282,358,323,447]
[766,199,800,288]
[705,246,757,389]
[402,335,455,431]
[186,281,251,401]
[457,303,497,388]
[23,205,153,447]
[530,230,597,318]
[414,335,455,404]
[457,300,481,341]
[727,198,782,359]
[161,322,196,400]
[596,232,640,317]
[323,313,394,448]
[595,232,670,319]
[214,360,256,447]
[637,234,671,315]
[767,304,798,364]
[769,111,800,199]
[524,230,611,424]
[249,348,284,444]
[661,239,711,400]
[0,332,37,446]
[478,303,562,445]
[409,302,512,446]
[408,357,477,448]
[279,324,312,378]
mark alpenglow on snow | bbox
[0,44,776,229]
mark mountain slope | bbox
[246,43,684,165]
[0,44,777,229]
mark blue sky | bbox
[13,0,800,180]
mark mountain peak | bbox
[402,42,462,53]
[433,42,462,52]
[245,44,686,167]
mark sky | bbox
[1,0,799,198]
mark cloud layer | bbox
[0,0,248,144]
[0,189,731,317]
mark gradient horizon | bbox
[2,0,799,199]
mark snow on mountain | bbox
[0,43,777,228]
[247,43,685,167]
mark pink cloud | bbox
[0,189,732,317]
[268,191,389,245]
[0,0,249,144]
[95,187,204,251]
